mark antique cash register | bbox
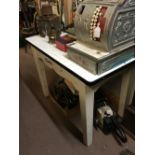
[67,0,135,74]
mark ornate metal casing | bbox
[74,0,135,53]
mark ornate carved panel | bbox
[111,10,135,47]
[122,0,135,8]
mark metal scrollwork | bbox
[111,11,135,47]
[123,21,132,33]
[123,0,135,8]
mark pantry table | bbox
[26,35,135,146]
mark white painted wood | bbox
[127,67,135,106]
[32,48,95,146]
[79,85,95,146]
[37,51,84,91]
[31,46,50,97]
[27,35,135,146]
[118,67,135,117]
[26,35,135,83]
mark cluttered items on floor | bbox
[94,90,127,144]
[52,78,79,109]
[52,78,128,144]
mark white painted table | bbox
[26,35,135,146]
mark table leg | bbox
[32,48,49,97]
[79,85,94,146]
[118,66,135,117]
